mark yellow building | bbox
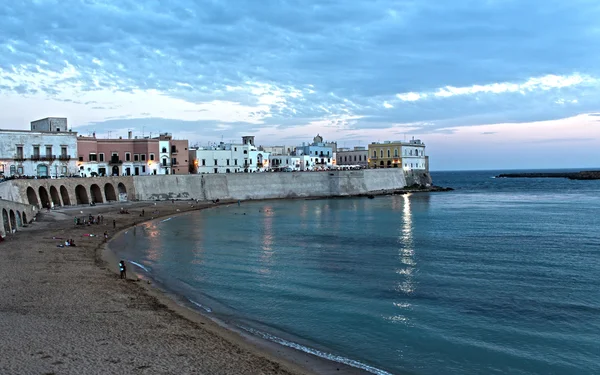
[367,141,403,168]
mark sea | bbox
[111,170,600,375]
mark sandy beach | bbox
[0,200,361,375]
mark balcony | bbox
[40,155,57,161]
[58,154,71,161]
[109,158,123,165]
[31,154,41,161]
[13,154,25,162]
[171,149,179,154]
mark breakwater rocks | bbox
[496,171,600,180]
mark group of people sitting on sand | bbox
[74,214,104,226]
[119,208,130,214]
[57,238,76,248]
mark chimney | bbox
[128,131,132,139]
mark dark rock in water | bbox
[367,195,375,199]
[497,171,600,180]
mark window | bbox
[89,154,97,161]
[162,147,167,153]
[202,159,206,166]
[142,166,146,173]
[99,153,104,162]
[33,146,40,156]
[394,149,398,157]
[134,154,139,161]
[150,153,155,161]
[344,156,347,162]
[125,152,131,161]
[373,150,377,157]
[250,159,253,165]
[214,168,218,173]
[234,147,237,151]
[234,159,238,165]
[46,146,52,156]
[227,159,230,166]
[172,158,177,165]
[214,159,218,166]
[141,154,146,161]
[60,146,67,156]
[10,165,15,175]
[171,145,176,153]
[17,166,23,174]
[243,150,248,154]
[387,149,391,158]
[16,146,23,158]
[354,155,357,161]
[61,166,67,174]
[162,158,167,166]
[380,150,384,157]
[78,156,84,162]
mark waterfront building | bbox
[195,136,270,173]
[30,117,68,132]
[260,145,294,155]
[367,138,427,170]
[337,146,368,168]
[76,132,190,176]
[0,127,78,178]
[295,134,334,169]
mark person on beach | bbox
[104,231,108,242]
[113,219,116,229]
[119,261,127,279]
[142,209,145,217]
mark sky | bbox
[1,0,599,170]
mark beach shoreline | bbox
[103,200,374,375]
[0,198,375,375]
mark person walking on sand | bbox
[142,209,145,217]
[113,219,116,229]
[119,260,127,279]
[104,231,108,242]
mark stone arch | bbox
[16,211,22,227]
[90,184,103,204]
[39,186,51,209]
[60,185,71,206]
[2,209,10,234]
[75,185,89,205]
[104,183,117,202]
[49,185,62,207]
[9,210,16,231]
[117,183,127,201]
[27,187,39,206]
[22,212,28,224]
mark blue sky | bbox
[1,0,599,170]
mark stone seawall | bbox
[0,199,37,238]
[0,169,432,208]
[132,169,431,201]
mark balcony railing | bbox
[171,149,179,154]
[58,155,71,161]
[31,154,40,161]
[109,159,123,165]
[13,154,25,162]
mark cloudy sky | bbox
[1,0,599,170]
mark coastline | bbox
[103,200,384,375]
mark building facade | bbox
[195,136,270,174]
[76,132,190,176]
[367,139,427,170]
[30,117,68,132]
[0,129,78,178]
[336,146,368,168]
[295,135,334,169]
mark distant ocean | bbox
[112,170,600,375]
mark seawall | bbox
[0,169,432,208]
[0,198,37,238]
[133,169,431,201]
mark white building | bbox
[0,129,78,178]
[196,136,270,173]
[401,139,427,171]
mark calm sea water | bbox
[113,170,600,375]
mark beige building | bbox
[368,139,427,170]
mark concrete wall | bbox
[0,176,135,208]
[0,198,37,238]
[0,170,433,208]
[132,169,430,201]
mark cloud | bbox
[0,0,599,169]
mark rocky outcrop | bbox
[497,171,600,180]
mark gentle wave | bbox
[161,217,173,222]
[188,298,212,313]
[128,260,150,272]
[238,325,393,375]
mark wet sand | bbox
[0,200,367,375]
